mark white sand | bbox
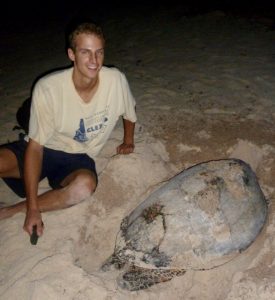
[1,7,275,299]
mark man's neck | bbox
[72,71,99,102]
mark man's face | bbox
[68,33,104,81]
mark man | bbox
[0,21,137,238]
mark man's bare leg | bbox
[0,169,97,220]
[0,148,21,216]
[0,148,21,178]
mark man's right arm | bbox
[23,138,44,236]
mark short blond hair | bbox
[67,22,105,51]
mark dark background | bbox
[2,0,275,23]
[0,0,274,51]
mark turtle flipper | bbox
[117,265,186,291]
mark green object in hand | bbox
[30,225,39,245]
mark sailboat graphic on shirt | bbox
[74,118,88,142]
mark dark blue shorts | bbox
[1,139,97,198]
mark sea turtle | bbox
[101,159,267,291]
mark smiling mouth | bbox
[88,65,97,71]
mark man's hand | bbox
[117,142,135,154]
[23,209,44,237]
[118,118,135,155]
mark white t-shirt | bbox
[28,66,137,157]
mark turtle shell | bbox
[114,159,267,270]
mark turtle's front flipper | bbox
[118,265,186,291]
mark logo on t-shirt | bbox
[74,118,88,142]
[73,115,109,143]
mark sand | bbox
[0,6,275,300]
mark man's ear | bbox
[67,48,75,62]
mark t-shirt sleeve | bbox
[120,73,137,123]
[28,82,55,145]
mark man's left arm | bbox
[117,118,135,154]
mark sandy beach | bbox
[0,3,275,299]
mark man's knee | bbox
[66,173,96,206]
